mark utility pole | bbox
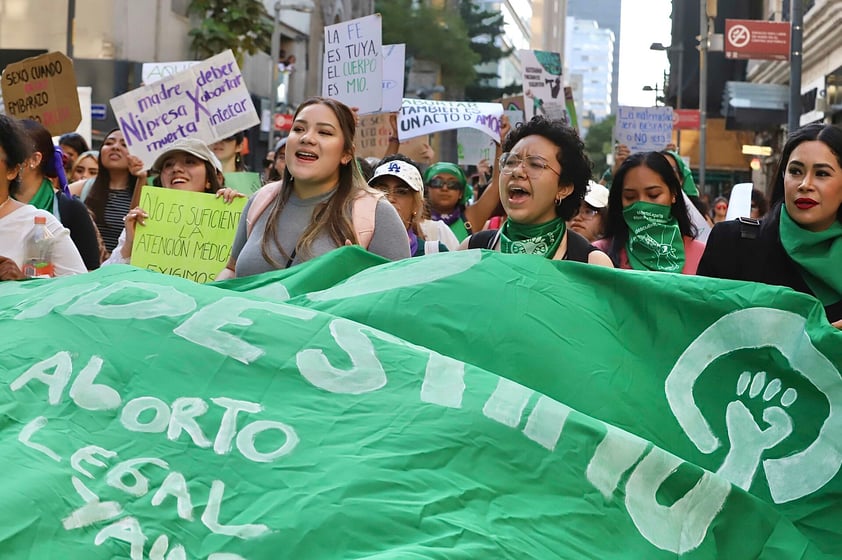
[699,0,713,195]
[788,0,803,133]
[268,2,282,154]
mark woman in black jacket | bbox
[698,123,842,327]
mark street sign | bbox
[91,103,107,120]
[673,109,701,130]
[273,112,293,132]
[724,19,790,61]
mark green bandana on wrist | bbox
[500,218,566,258]
[27,179,56,212]
[623,200,685,272]
[779,204,842,306]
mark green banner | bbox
[223,172,263,196]
[130,186,246,283]
[1,249,840,559]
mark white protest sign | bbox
[381,44,405,112]
[457,128,496,166]
[519,49,565,121]
[142,61,200,85]
[726,183,754,221]
[322,14,383,114]
[398,98,503,142]
[614,106,674,152]
[110,50,260,169]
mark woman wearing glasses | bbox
[567,180,609,242]
[369,155,459,256]
[594,151,704,274]
[463,116,613,266]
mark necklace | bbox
[0,196,11,213]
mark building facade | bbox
[564,17,613,125]
[565,0,620,115]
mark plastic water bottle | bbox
[23,216,55,278]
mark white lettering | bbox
[236,420,299,463]
[201,480,269,539]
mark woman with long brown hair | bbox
[219,97,409,278]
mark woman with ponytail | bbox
[15,119,102,270]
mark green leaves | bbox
[187,0,273,65]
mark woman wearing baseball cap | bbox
[567,180,609,243]
[369,155,459,257]
[103,138,243,266]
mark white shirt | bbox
[0,204,86,277]
[420,219,460,251]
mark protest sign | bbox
[223,172,262,196]
[1,249,840,559]
[1,51,82,135]
[614,105,674,152]
[354,112,392,159]
[519,49,565,121]
[322,14,383,114]
[457,127,496,166]
[498,94,525,129]
[564,86,578,131]
[381,44,405,112]
[110,50,260,169]
[398,98,503,142]
[129,186,246,283]
[142,60,200,85]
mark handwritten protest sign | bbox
[110,50,260,169]
[141,60,199,85]
[322,14,383,114]
[399,98,503,142]
[564,86,579,131]
[498,95,525,129]
[1,51,82,135]
[381,44,405,112]
[130,187,246,283]
[354,112,393,159]
[457,128,496,166]
[614,105,674,152]
[519,49,565,121]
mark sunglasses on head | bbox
[427,177,463,191]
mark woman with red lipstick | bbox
[698,123,842,327]
[220,97,409,277]
[463,116,613,266]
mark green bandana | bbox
[500,217,566,258]
[664,150,699,197]
[779,204,842,306]
[27,179,56,212]
[623,201,685,272]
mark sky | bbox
[617,0,674,107]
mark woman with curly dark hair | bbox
[594,151,702,273]
[463,116,613,266]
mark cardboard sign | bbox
[614,105,674,152]
[110,50,260,170]
[1,51,82,135]
[322,14,383,114]
[142,60,200,84]
[381,44,405,112]
[223,171,263,196]
[518,49,565,121]
[130,186,246,283]
[457,128,496,166]
[725,19,791,61]
[355,112,393,159]
[398,98,503,142]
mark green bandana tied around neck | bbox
[28,179,56,212]
[500,218,566,258]
[779,204,842,306]
[623,201,685,272]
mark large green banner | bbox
[1,248,839,559]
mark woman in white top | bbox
[0,115,85,277]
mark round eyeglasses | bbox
[499,153,561,180]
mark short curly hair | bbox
[501,116,592,221]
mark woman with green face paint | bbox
[594,151,704,274]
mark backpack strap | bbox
[468,229,498,249]
[246,181,282,238]
[246,182,381,250]
[738,216,760,239]
[80,178,95,202]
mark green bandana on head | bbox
[623,201,685,272]
[500,218,566,258]
[779,204,842,306]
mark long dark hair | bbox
[86,128,137,226]
[604,151,697,264]
[0,116,31,193]
[501,116,592,221]
[771,123,842,224]
[259,97,367,266]
[19,119,59,180]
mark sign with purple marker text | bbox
[110,50,259,169]
[398,98,503,142]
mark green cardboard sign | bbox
[223,172,263,195]
[129,186,246,283]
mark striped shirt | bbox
[101,189,133,252]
